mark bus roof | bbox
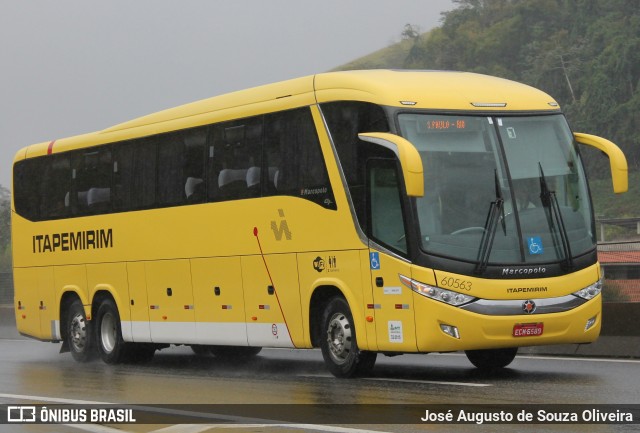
[15,70,559,161]
[314,69,559,111]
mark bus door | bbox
[367,158,417,352]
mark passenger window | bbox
[183,127,207,203]
[211,117,263,201]
[75,149,112,215]
[264,108,336,209]
[113,139,157,211]
[13,158,42,221]
[157,133,186,206]
[40,155,72,219]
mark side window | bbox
[113,138,157,211]
[321,101,390,223]
[210,117,263,201]
[40,154,73,219]
[368,158,407,255]
[264,107,336,209]
[13,158,42,221]
[75,148,112,215]
[157,132,186,206]
[183,127,207,203]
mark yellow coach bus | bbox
[11,70,627,377]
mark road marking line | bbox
[0,392,111,405]
[299,374,491,387]
[364,377,491,387]
[63,424,134,433]
[433,352,640,364]
[151,425,390,433]
[515,354,640,364]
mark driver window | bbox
[368,159,407,255]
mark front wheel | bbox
[465,347,518,370]
[320,297,376,378]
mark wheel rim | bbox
[100,312,117,354]
[326,312,352,364]
[69,313,87,353]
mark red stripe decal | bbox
[47,140,56,155]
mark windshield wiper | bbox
[538,163,574,270]
[475,170,506,275]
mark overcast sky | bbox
[0,0,454,189]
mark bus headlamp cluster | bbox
[399,275,476,307]
[572,278,603,300]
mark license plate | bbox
[513,322,544,337]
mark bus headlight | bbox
[400,275,476,307]
[573,278,603,300]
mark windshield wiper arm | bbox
[475,170,505,275]
[538,163,574,270]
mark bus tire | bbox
[66,299,96,362]
[96,298,129,364]
[320,296,376,378]
[465,347,518,370]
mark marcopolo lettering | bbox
[32,229,113,253]
[501,266,547,276]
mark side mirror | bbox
[574,133,628,194]
[358,133,424,197]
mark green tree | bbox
[394,0,640,178]
[0,185,11,271]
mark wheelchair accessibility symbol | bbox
[527,236,544,255]
[370,252,381,270]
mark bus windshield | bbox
[397,113,595,267]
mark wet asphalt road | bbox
[0,329,639,433]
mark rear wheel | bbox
[66,299,96,362]
[96,298,155,364]
[465,347,518,370]
[320,297,376,378]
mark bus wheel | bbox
[96,298,128,364]
[320,297,376,378]
[66,299,96,362]
[210,346,262,359]
[465,347,518,370]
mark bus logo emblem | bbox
[270,209,292,241]
[522,300,536,314]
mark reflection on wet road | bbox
[0,337,638,433]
